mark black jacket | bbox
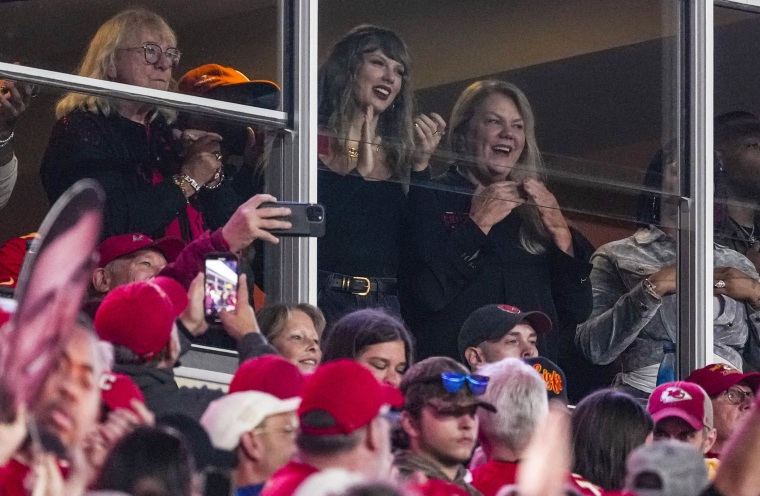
[401,167,594,361]
[40,109,241,240]
[113,332,277,421]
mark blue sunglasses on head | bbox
[440,372,489,396]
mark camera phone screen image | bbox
[205,258,238,319]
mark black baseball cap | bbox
[458,304,552,359]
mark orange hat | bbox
[178,64,280,110]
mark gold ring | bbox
[213,151,223,162]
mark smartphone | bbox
[204,252,239,324]
[259,201,326,237]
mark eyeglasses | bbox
[441,372,489,395]
[252,421,298,436]
[119,43,181,68]
[723,386,754,405]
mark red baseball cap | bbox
[648,381,713,430]
[298,360,404,435]
[95,276,188,360]
[229,355,305,399]
[178,64,280,110]
[0,233,39,288]
[100,372,145,413]
[686,363,760,396]
[97,233,185,269]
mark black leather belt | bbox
[320,272,398,296]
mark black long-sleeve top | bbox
[40,109,240,240]
[401,167,594,361]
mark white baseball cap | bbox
[200,391,301,451]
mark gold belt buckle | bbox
[350,276,371,296]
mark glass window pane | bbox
[0,1,283,111]
[317,0,683,402]
[713,4,760,373]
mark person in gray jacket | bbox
[576,145,760,398]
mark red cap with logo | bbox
[686,362,760,396]
[298,360,403,435]
[229,355,305,399]
[0,233,39,288]
[100,372,145,413]
[97,233,185,268]
[648,381,713,430]
[95,276,188,360]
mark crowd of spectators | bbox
[2,6,760,496]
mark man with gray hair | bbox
[470,358,548,496]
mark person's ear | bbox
[239,431,261,461]
[168,328,181,364]
[703,427,718,454]
[464,346,485,370]
[400,410,421,440]
[106,57,118,81]
[92,268,112,293]
[715,150,726,174]
[365,417,383,452]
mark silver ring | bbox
[715,279,726,289]
[213,151,223,162]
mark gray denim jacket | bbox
[576,226,760,372]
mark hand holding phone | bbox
[258,201,326,237]
[204,252,239,324]
[217,274,259,342]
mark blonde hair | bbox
[56,8,177,121]
[448,80,551,254]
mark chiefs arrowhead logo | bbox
[497,304,521,314]
[660,386,692,403]
[132,234,145,242]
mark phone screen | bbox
[204,254,238,323]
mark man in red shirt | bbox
[470,358,548,496]
[261,360,403,496]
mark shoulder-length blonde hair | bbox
[318,25,416,181]
[447,80,551,255]
[56,8,177,121]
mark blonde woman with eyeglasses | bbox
[40,9,245,242]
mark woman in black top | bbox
[402,80,593,361]
[317,25,445,324]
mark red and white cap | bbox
[648,381,713,430]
